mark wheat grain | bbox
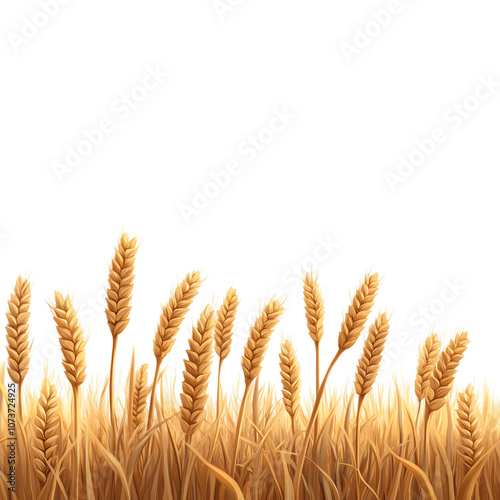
[132,364,150,433]
[303,273,324,344]
[5,276,31,386]
[354,312,390,397]
[241,299,285,385]
[50,292,86,388]
[279,338,301,432]
[180,305,215,439]
[105,233,138,337]
[214,287,239,362]
[33,380,59,485]
[457,384,484,468]
[425,332,469,413]
[415,333,441,402]
[338,273,380,350]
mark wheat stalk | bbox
[105,232,138,441]
[294,272,380,497]
[132,364,150,433]
[354,312,390,497]
[33,379,59,485]
[147,271,202,429]
[180,305,215,441]
[279,338,301,434]
[50,291,86,499]
[231,298,285,476]
[214,287,239,418]
[415,333,441,423]
[457,384,484,469]
[5,276,31,422]
[423,331,470,473]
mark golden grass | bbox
[1,239,499,499]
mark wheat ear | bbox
[422,332,469,473]
[180,305,215,441]
[230,299,284,476]
[294,272,380,496]
[354,312,389,497]
[5,276,31,422]
[105,232,138,439]
[279,338,301,434]
[132,364,150,434]
[415,333,441,423]
[33,379,59,485]
[214,287,239,418]
[147,271,201,429]
[50,291,86,499]
[457,384,484,469]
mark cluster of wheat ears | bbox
[2,233,499,500]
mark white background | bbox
[1,0,500,401]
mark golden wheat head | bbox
[105,233,138,337]
[180,305,215,438]
[33,379,59,485]
[415,333,441,402]
[303,273,324,344]
[457,384,484,468]
[425,332,469,412]
[50,292,86,388]
[5,276,31,385]
[153,271,202,361]
[354,312,390,397]
[279,338,301,424]
[242,299,285,386]
[132,364,150,433]
[338,273,379,350]
[214,287,239,362]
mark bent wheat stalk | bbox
[50,291,86,500]
[423,332,469,474]
[105,232,138,440]
[214,287,239,419]
[33,379,59,486]
[294,272,380,497]
[5,276,31,423]
[279,338,301,434]
[354,312,390,498]
[230,298,284,477]
[147,271,201,429]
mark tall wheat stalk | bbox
[353,312,389,498]
[294,272,380,497]
[214,288,239,419]
[457,384,484,469]
[303,273,324,439]
[105,233,138,441]
[50,291,86,499]
[5,276,31,423]
[279,338,301,434]
[147,271,201,429]
[423,332,469,473]
[230,299,284,477]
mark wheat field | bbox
[1,234,499,500]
